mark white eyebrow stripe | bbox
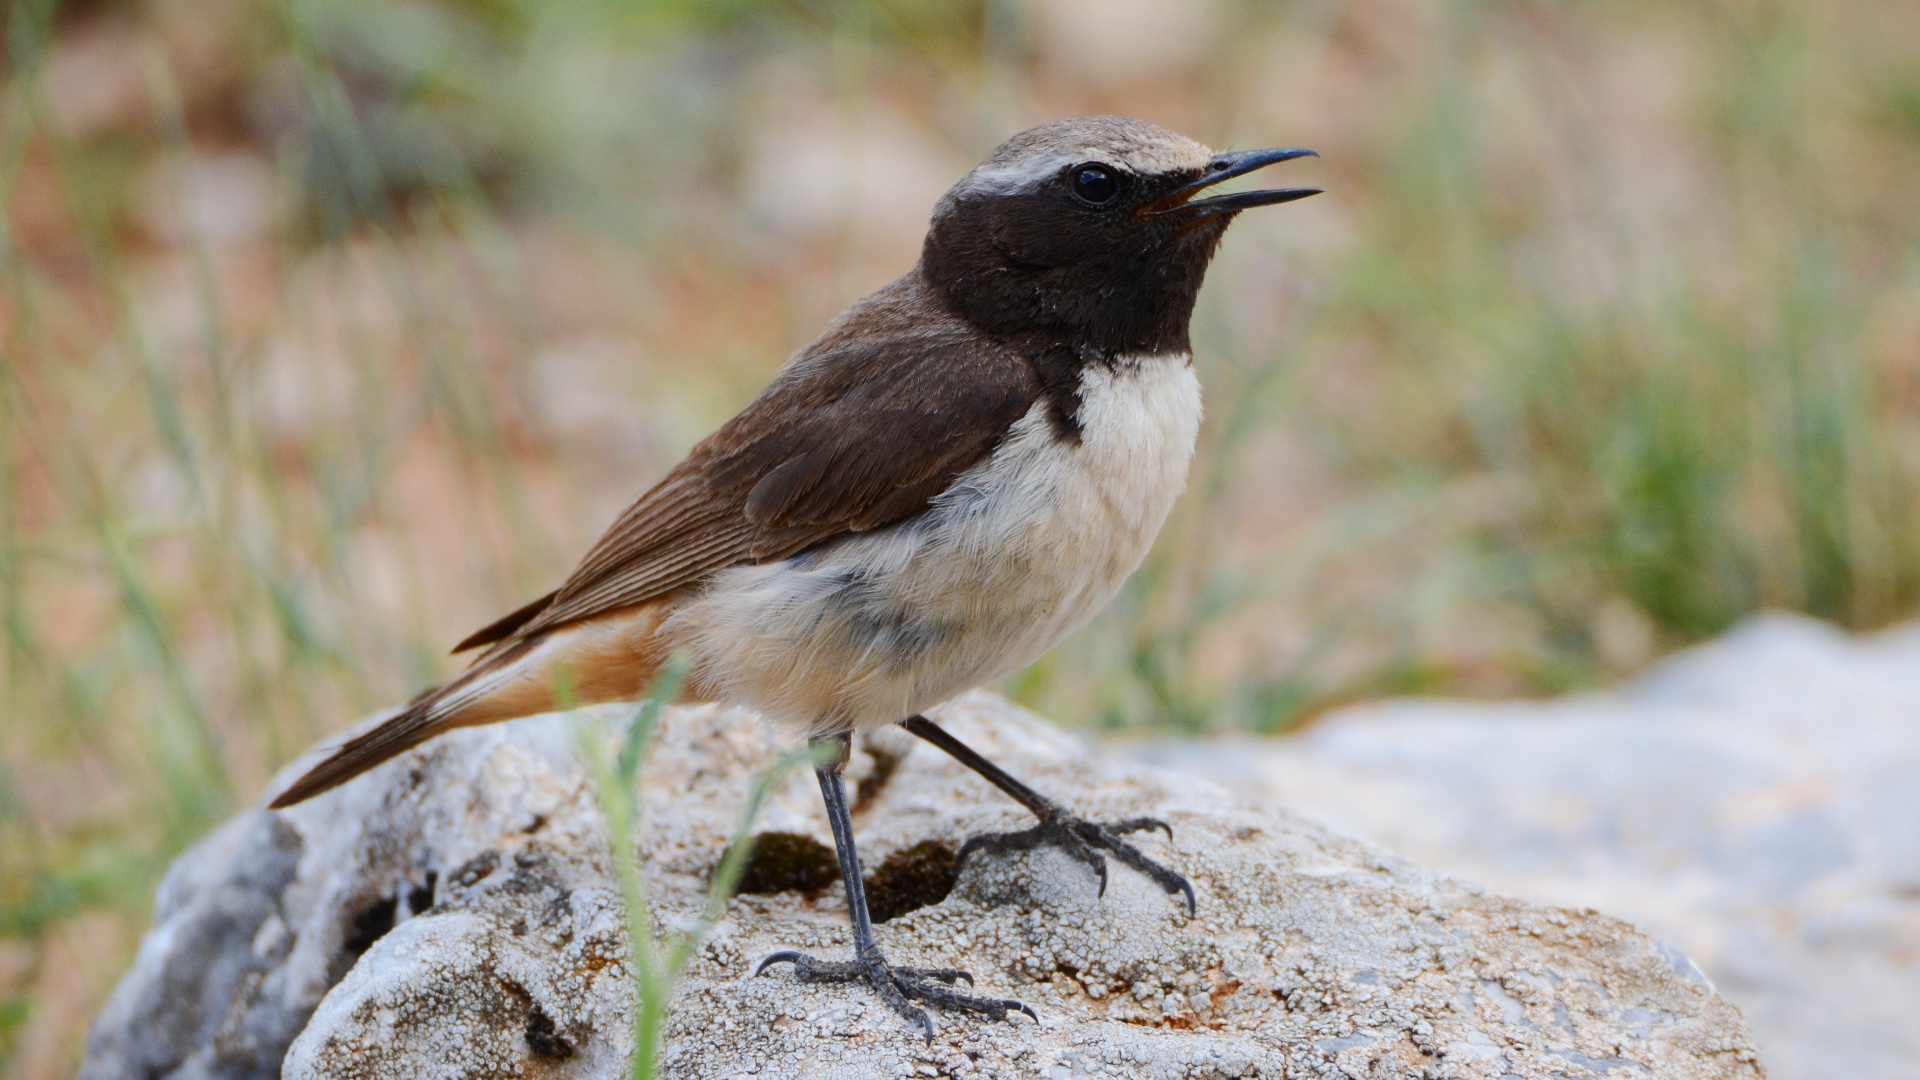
[952,134,1213,201]
[965,155,1080,196]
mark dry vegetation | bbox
[3,0,1918,1073]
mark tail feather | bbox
[266,700,445,808]
[267,639,538,809]
[269,600,673,809]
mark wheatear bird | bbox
[270,116,1319,1035]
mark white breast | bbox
[669,354,1203,733]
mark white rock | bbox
[83,691,1762,1078]
[1143,613,1915,1080]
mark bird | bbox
[268,115,1320,1037]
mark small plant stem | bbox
[575,656,821,1079]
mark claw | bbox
[954,834,986,873]
[1059,829,1110,898]
[954,809,1195,914]
[1113,816,1175,841]
[756,950,804,976]
[756,946,1028,1037]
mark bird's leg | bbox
[899,714,1195,915]
[756,732,1034,1039]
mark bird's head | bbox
[921,115,1320,356]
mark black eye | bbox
[1068,163,1121,205]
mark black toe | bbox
[755,945,1032,1037]
[957,809,1196,914]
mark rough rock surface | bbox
[1140,614,1916,1080]
[83,692,1764,1079]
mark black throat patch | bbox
[1014,338,1114,444]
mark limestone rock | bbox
[1141,614,1915,1080]
[83,692,1764,1079]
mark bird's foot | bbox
[756,945,1034,1040]
[956,808,1196,915]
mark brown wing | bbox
[455,324,1039,653]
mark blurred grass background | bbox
[2,0,1917,1071]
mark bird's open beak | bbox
[1143,148,1322,218]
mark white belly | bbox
[667,355,1203,733]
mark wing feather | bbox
[469,315,1040,649]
